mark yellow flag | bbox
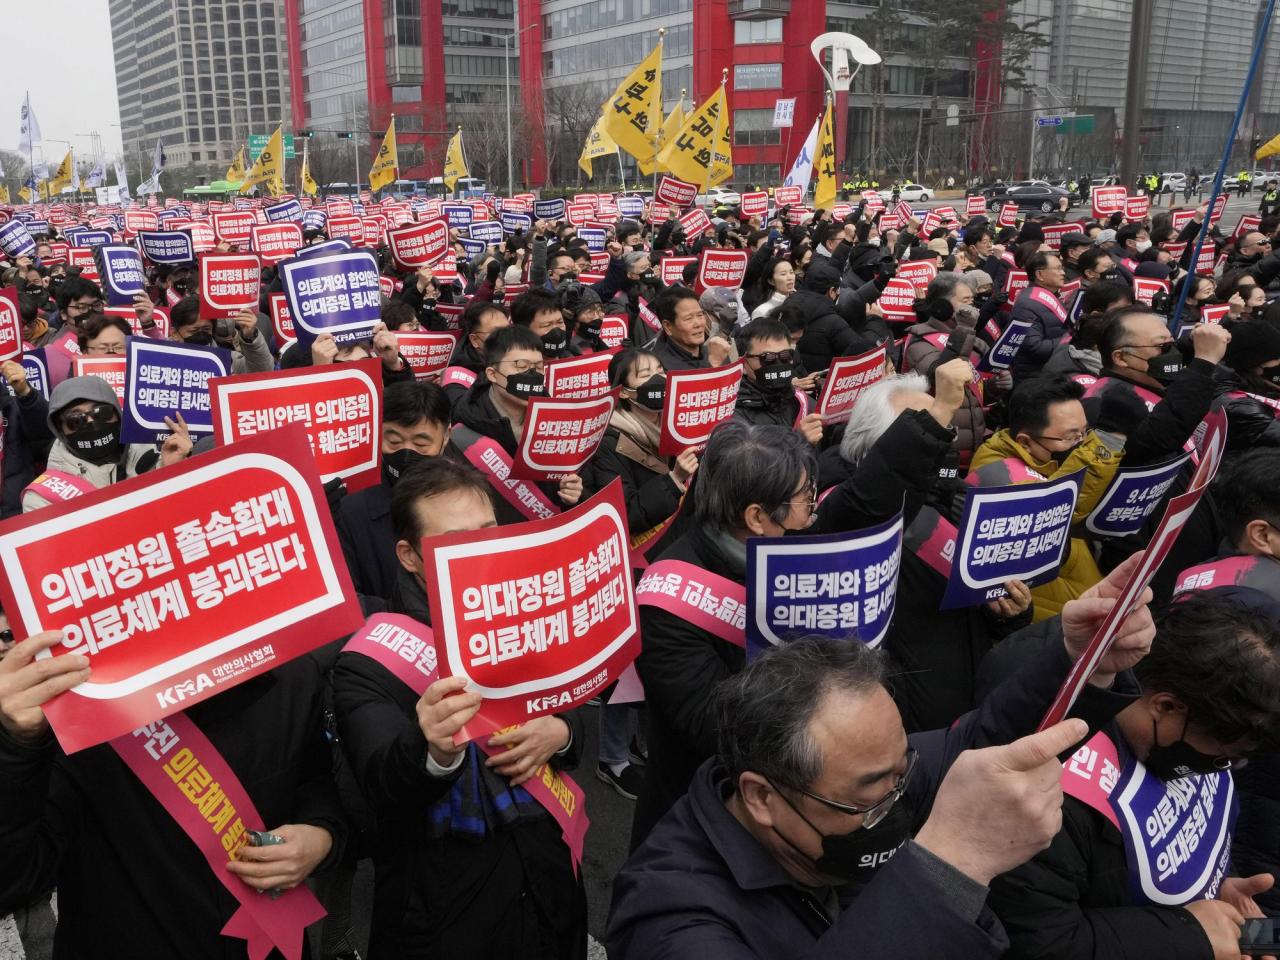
[579,114,617,178]
[656,83,733,187]
[48,150,74,195]
[642,92,686,177]
[602,40,662,171]
[301,143,318,196]
[226,146,246,182]
[19,186,33,203]
[1257,132,1280,161]
[240,126,284,194]
[0,185,10,204]
[813,99,837,212]
[443,127,468,192]
[370,116,398,193]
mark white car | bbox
[878,183,932,203]
[703,186,741,207]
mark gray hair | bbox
[622,250,650,273]
[963,269,993,292]
[839,372,930,464]
[693,420,817,532]
[715,636,887,790]
[925,272,966,301]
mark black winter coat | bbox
[2,389,53,517]
[335,479,397,601]
[581,427,683,539]
[1212,368,1280,450]
[788,288,878,374]
[732,375,803,430]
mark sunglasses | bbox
[748,349,796,365]
[62,402,120,432]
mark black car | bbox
[990,184,1072,214]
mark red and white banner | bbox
[897,259,937,291]
[387,219,449,271]
[185,220,217,254]
[599,315,629,349]
[1170,208,1197,232]
[0,425,361,753]
[1132,276,1170,307]
[1041,221,1084,250]
[1124,195,1150,221]
[774,185,803,207]
[545,348,618,400]
[678,207,712,238]
[211,211,255,246]
[1092,186,1128,218]
[0,286,23,363]
[659,360,743,456]
[1234,214,1262,239]
[1209,194,1228,225]
[918,210,942,235]
[1199,303,1231,325]
[267,292,295,345]
[395,331,458,381]
[123,210,159,237]
[513,393,616,481]
[71,355,127,407]
[739,191,769,219]
[655,175,698,208]
[816,346,887,425]
[423,479,638,739]
[210,358,383,491]
[877,277,917,321]
[249,223,302,265]
[997,203,1020,227]
[965,195,987,217]
[327,215,364,243]
[1005,269,1030,300]
[566,203,594,227]
[658,255,696,286]
[199,253,261,320]
[695,248,749,293]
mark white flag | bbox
[137,175,161,196]
[18,92,41,154]
[151,139,166,178]
[85,159,106,188]
[32,163,49,183]
[0,156,5,178]
[782,114,822,196]
[70,155,81,192]
[115,158,131,199]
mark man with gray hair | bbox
[609,559,1156,959]
[813,361,1033,731]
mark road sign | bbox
[1036,116,1064,127]
[946,104,960,128]
[772,98,796,129]
[249,134,296,161]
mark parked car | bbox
[1160,172,1187,192]
[990,183,1072,214]
[699,186,741,208]
[877,182,932,202]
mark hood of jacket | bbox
[47,374,119,437]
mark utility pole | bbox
[1119,0,1153,188]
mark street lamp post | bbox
[458,23,535,196]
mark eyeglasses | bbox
[87,342,126,356]
[1032,430,1086,445]
[66,299,103,315]
[748,349,797,366]
[788,482,818,514]
[62,402,119,431]
[792,748,919,828]
[1122,340,1175,354]
[498,359,546,375]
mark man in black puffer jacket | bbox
[788,260,883,375]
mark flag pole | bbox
[706,69,728,195]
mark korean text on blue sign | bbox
[500,211,532,235]
[617,196,646,219]
[1084,453,1191,538]
[746,513,903,659]
[941,471,1082,609]
[96,244,148,306]
[302,210,328,233]
[278,248,382,348]
[534,198,566,221]
[65,227,113,248]
[123,338,233,443]
[978,317,1033,372]
[443,204,473,229]
[469,221,503,246]
[0,220,35,258]
[578,228,606,252]
[20,350,50,400]
[298,238,352,260]
[138,230,195,265]
[265,198,304,223]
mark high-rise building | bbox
[108,0,293,175]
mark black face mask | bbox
[183,329,214,346]
[382,448,431,487]
[756,361,795,395]
[1048,440,1082,468]
[1100,270,1122,283]
[67,422,122,465]
[1141,346,1185,384]
[1145,718,1231,781]
[772,786,913,884]
[501,369,547,400]
[633,374,666,411]
[540,325,569,356]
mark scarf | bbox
[611,404,667,474]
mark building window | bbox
[733,108,780,146]
[734,18,782,45]
[733,62,782,90]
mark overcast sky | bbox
[3,0,122,163]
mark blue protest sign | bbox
[266,198,304,223]
[24,220,49,237]
[469,221,503,245]
[155,209,183,224]
[351,202,366,216]
[534,198,566,221]
[578,228,606,252]
[443,204,473,228]
[278,248,382,348]
[978,317,1032,372]
[297,238,352,259]
[302,210,328,233]
[500,211,532,235]
[138,230,196,265]
[95,244,148,306]
[123,338,233,443]
[1084,453,1191,537]
[65,228,113,248]
[941,471,1082,609]
[617,195,646,219]
[0,220,36,258]
[20,350,50,400]
[458,238,486,258]
[746,513,903,659]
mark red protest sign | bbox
[1040,221,1083,250]
[1170,208,1196,232]
[877,277,917,321]
[679,207,712,237]
[659,361,743,456]
[918,210,942,235]
[512,393,616,481]
[1005,269,1030,300]
[739,191,769,218]
[1234,213,1262,239]
[249,222,302,265]
[185,220,216,253]
[327,215,364,242]
[774,185,803,207]
[199,253,261,320]
[388,219,450,271]
[897,259,937,291]
[123,210,159,236]
[566,203,594,227]
[659,255,696,286]
[1196,245,1217,275]
[1132,276,1170,307]
[424,479,638,740]
[1209,194,1228,225]
[267,292,294,344]
[0,425,362,753]
[862,191,885,211]
[211,358,383,491]
[1124,195,1150,220]
[655,175,698,208]
[1092,186,1128,218]
[965,195,987,217]
[396,331,459,380]
[71,355,127,407]
[997,203,1020,227]
[1200,303,1230,325]
[816,346,887,425]
[0,286,24,362]
[211,211,255,246]
[545,348,619,399]
[695,248,749,293]
[599,315,629,349]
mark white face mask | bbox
[867,237,881,248]
[1135,239,1153,254]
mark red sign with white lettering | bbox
[695,248,749,294]
[659,361,743,456]
[816,346,887,425]
[396,330,459,381]
[545,348,619,400]
[512,393,617,481]
[199,253,261,320]
[1092,186,1128,218]
[655,175,698,208]
[0,286,24,362]
[250,223,302,265]
[387,219,450,271]
[211,211,256,246]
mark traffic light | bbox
[336,131,353,140]
[297,130,314,139]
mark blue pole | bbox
[1167,0,1277,332]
